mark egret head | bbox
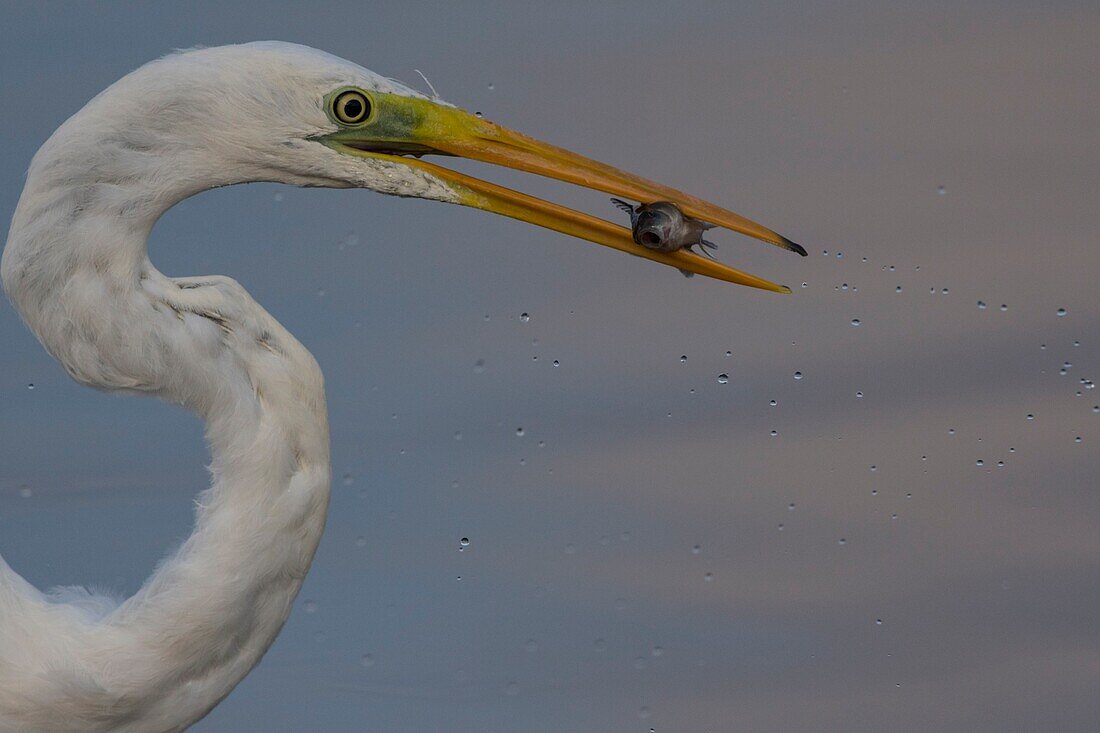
[57,42,803,291]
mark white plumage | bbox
[0,43,454,733]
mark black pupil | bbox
[342,96,364,119]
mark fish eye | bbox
[331,89,372,125]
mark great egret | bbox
[0,42,802,731]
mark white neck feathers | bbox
[0,89,332,733]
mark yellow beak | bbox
[322,92,805,293]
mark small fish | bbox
[610,199,717,277]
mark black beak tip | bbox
[781,236,808,257]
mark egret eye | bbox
[332,89,371,125]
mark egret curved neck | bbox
[1,115,332,732]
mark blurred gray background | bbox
[1,2,1097,731]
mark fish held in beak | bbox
[611,198,718,277]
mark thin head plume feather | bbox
[413,69,442,100]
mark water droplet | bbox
[977,301,987,309]
[856,391,864,398]
[487,82,495,90]
[473,359,485,374]
[769,399,777,406]
[936,185,946,195]
[895,285,903,293]
[770,429,778,437]
[725,350,733,357]
[651,645,664,657]
[703,572,714,582]
[1026,414,1035,421]
[793,371,803,380]
[717,373,729,384]
[788,502,796,511]
[838,538,847,545]
[26,383,34,390]
[515,427,525,437]
[459,537,470,549]
[976,459,984,467]
[875,618,883,625]
[1000,304,1008,312]
[1057,308,1067,317]
[18,487,32,499]
[777,523,785,531]
[870,465,877,472]
[1075,436,1082,443]
[474,111,484,119]
[552,359,559,367]
[679,355,687,363]
[519,312,529,322]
